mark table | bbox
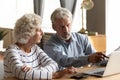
[54,66,120,80]
[2,66,120,80]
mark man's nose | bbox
[63,26,68,32]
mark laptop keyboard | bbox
[94,71,104,75]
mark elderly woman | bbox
[4,13,76,80]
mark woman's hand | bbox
[64,66,77,74]
[52,66,77,79]
[21,65,32,72]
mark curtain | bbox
[34,0,45,48]
[33,0,45,18]
[33,0,82,32]
[34,0,77,18]
[60,0,83,32]
[60,0,77,17]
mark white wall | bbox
[106,0,120,54]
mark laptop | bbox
[82,51,120,77]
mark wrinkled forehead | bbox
[54,17,72,24]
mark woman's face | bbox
[32,28,44,44]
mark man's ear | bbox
[52,24,56,30]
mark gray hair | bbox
[51,8,72,24]
[14,13,42,44]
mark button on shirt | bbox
[44,32,96,69]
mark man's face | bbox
[53,18,72,40]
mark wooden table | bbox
[2,65,120,80]
[53,66,120,80]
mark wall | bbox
[106,0,120,54]
[87,0,105,34]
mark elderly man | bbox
[44,8,106,69]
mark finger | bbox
[98,55,105,62]
[22,66,27,71]
[67,67,77,74]
[26,67,32,71]
[99,57,105,62]
[22,66,31,72]
[96,52,106,57]
[26,67,31,72]
[68,69,77,74]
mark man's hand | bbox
[88,52,108,63]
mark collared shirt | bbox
[44,32,96,69]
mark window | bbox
[106,0,120,55]
[41,0,60,33]
[41,0,85,33]
[0,0,85,33]
[0,0,33,29]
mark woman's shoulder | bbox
[33,44,45,53]
[6,44,20,51]
[4,44,21,58]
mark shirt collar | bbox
[56,33,77,43]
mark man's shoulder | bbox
[71,32,87,39]
[48,34,58,42]
[44,34,61,45]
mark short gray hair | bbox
[14,13,42,44]
[51,8,72,24]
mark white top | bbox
[4,44,59,80]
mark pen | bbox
[103,55,109,59]
[102,51,109,59]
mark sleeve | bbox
[44,40,89,68]
[82,34,96,55]
[4,49,58,80]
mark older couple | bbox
[4,8,106,80]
